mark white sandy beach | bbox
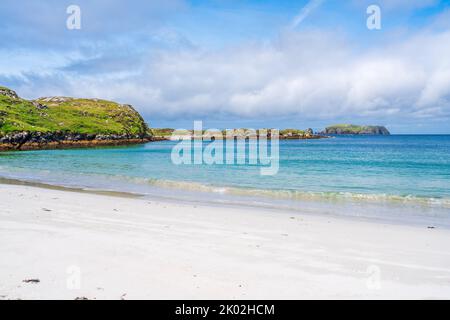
[0,183,450,300]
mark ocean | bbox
[1,135,449,226]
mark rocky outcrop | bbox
[322,124,390,135]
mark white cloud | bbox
[5,26,450,128]
[38,28,447,123]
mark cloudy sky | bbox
[1,0,450,133]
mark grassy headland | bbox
[0,86,151,150]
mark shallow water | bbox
[1,135,449,225]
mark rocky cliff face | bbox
[0,86,152,151]
[0,131,150,151]
[323,124,390,135]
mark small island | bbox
[322,124,390,135]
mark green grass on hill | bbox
[150,128,175,137]
[327,124,368,133]
[325,124,390,135]
[280,129,306,136]
[0,88,149,136]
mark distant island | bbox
[0,86,151,151]
[151,128,326,140]
[322,124,390,135]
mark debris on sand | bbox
[22,279,40,284]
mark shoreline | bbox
[1,183,450,299]
[0,138,153,152]
[0,177,142,199]
[1,175,449,229]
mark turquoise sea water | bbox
[1,135,449,225]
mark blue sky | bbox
[1,0,450,133]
